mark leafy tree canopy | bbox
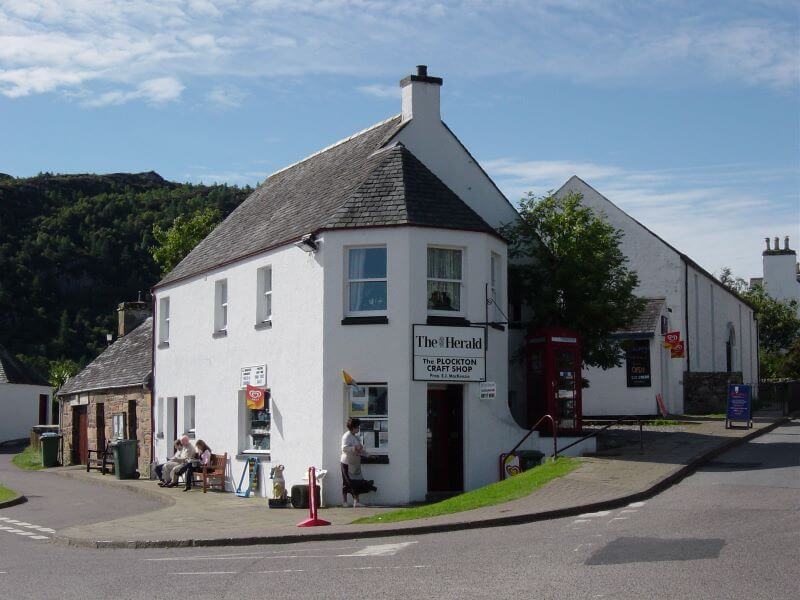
[501,191,644,369]
[151,206,222,275]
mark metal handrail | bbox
[506,414,557,458]
[557,418,643,455]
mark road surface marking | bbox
[168,571,238,575]
[339,542,417,557]
[572,519,589,524]
[146,546,360,561]
[627,501,646,508]
[609,517,628,522]
[620,509,637,514]
[0,519,54,542]
[14,531,35,536]
[578,510,612,518]
[29,535,50,540]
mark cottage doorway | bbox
[72,405,88,464]
[96,403,105,451]
[426,384,464,495]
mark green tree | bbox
[151,207,222,275]
[501,191,644,369]
[49,359,80,392]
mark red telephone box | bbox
[525,327,582,435]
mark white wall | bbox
[0,383,51,443]
[153,243,325,496]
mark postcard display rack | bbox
[348,385,389,454]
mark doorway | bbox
[427,384,464,494]
[96,403,105,450]
[72,405,88,464]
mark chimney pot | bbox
[765,237,771,250]
[785,236,790,250]
[117,300,151,337]
[417,65,428,77]
[775,237,780,251]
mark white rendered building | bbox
[152,67,550,503]
[556,177,760,416]
[0,345,51,443]
[752,236,800,318]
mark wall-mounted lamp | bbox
[294,233,318,254]
[106,333,113,345]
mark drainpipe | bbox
[684,259,691,373]
[150,288,156,473]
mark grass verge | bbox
[352,457,580,525]
[11,445,43,471]
[0,484,18,503]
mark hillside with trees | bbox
[0,171,251,379]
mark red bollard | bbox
[297,466,330,527]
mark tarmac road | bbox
[0,421,798,599]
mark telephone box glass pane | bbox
[555,348,577,430]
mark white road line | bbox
[11,521,30,526]
[253,565,430,574]
[29,535,50,540]
[627,501,646,508]
[609,517,628,522]
[572,519,590,524]
[6,529,26,534]
[14,531,35,536]
[578,510,612,518]
[168,571,238,576]
[619,509,638,514]
[145,546,359,561]
[339,542,417,557]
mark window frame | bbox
[183,395,196,438]
[490,252,502,321]
[256,266,273,324]
[426,246,465,316]
[214,279,228,333]
[347,383,389,455]
[239,387,271,455]
[345,245,388,317]
[111,412,126,440]
[158,297,170,345]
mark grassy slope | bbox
[11,445,43,471]
[0,484,18,502]
[353,457,580,525]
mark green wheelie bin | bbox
[112,439,139,479]
[40,432,61,468]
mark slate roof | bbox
[0,345,49,386]
[58,318,152,396]
[615,298,665,336]
[323,143,496,235]
[157,116,500,288]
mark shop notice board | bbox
[726,384,752,429]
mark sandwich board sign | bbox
[726,384,752,429]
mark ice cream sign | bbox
[412,325,486,382]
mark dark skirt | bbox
[341,463,377,496]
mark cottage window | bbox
[256,266,272,324]
[111,413,126,440]
[158,297,170,345]
[156,397,164,439]
[183,395,196,438]
[427,247,463,313]
[348,384,388,454]
[214,279,228,333]
[347,247,387,314]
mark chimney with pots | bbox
[117,294,151,337]
[400,64,443,124]
[762,235,800,315]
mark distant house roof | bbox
[0,345,49,386]
[614,298,666,337]
[156,116,500,288]
[58,318,152,396]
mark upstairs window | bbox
[347,247,387,314]
[257,266,273,324]
[427,247,463,313]
[490,252,502,320]
[158,297,170,345]
[214,279,228,333]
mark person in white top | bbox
[164,435,196,488]
[340,418,377,507]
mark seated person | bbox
[155,440,181,485]
[173,439,212,492]
[163,434,196,488]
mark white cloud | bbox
[483,156,799,279]
[83,77,184,107]
[207,85,248,108]
[357,84,399,99]
[0,1,796,106]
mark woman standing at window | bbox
[340,418,377,507]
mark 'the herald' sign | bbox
[413,325,486,382]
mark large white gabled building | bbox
[152,67,540,504]
[556,177,760,416]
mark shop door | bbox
[38,395,48,424]
[427,385,464,493]
[73,406,88,464]
[96,403,105,450]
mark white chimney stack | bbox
[400,65,443,124]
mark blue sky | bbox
[1,0,798,279]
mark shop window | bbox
[214,279,228,333]
[183,395,196,438]
[624,340,651,388]
[111,413,126,440]
[158,297,170,345]
[427,247,463,313]
[348,384,388,454]
[347,247,387,314]
[256,266,273,324]
[239,387,271,454]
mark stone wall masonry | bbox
[684,371,743,414]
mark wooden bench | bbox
[190,452,227,493]
[86,442,114,474]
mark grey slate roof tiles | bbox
[0,345,49,386]
[58,317,152,396]
[157,115,499,287]
[616,297,666,336]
